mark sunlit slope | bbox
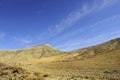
[21,47,120,80]
[20,38,120,63]
[56,37,120,61]
[0,38,120,80]
[0,44,63,62]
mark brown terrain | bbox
[0,38,120,80]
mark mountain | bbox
[47,37,120,62]
[0,44,63,63]
[71,37,120,57]
[0,38,120,80]
[19,38,120,80]
[31,48,120,80]
[1,38,120,63]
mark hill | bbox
[1,38,120,63]
[0,38,120,80]
[54,37,120,61]
[0,44,63,63]
[16,38,120,80]
[40,48,120,80]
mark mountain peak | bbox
[31,44,53,48]
[42,44,52,47]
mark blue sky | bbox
[0,0,120,51]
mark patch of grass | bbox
[0,63,43,80]
[23,49,120,80]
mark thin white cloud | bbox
[0,32,5,39]
[99,0,119,9]
[58,31,120,51]
[35,0,119,42]
[35,0,119,50]
[89,15,120,28]
[56,14,120,51]
[48,4,94,35]
[14,37,32,44]
[52,14,120,44]
[48,0,119,36]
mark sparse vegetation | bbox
[0,63,43,80]
[0,44,63,63]
[28,48,120,80]
[0,38,120,80]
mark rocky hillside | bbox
[0,38,120,63]
[0,44,63,63]
[56,38,120,61]
[0,62,43,80]
[0,38,120,80]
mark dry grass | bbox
[0,44,63,63]
[0,63,43,80]
[21,49,120,80]
[0,38,120,80]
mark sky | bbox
[0,0,120,51]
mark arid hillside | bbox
[26,38,120,63]
[53,38,120,62]
[0,38,120,80]
[20,45,120,80]
[0,44,64,63]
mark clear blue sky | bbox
[0,0,120,51]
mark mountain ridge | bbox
[0,37,120,80]
[0,37,120,63]
[47,37,120,62]
[0,44,64,63]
